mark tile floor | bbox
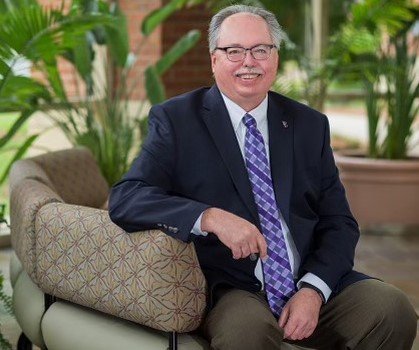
[0,232,418,349]
[354,233,419,350]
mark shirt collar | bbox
[220,92,268,132]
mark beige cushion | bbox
[12,269,46,348]
[9,251,23,288]
[41,302,210,350]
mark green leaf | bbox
[342,26,380,55]
[0,110,34,148]
[0,5,118,63]
[0,273,13,316]
[145,66,165,105]
[0,0,38,13]
[0,75,51,111]
[155,29,201,75]
[69,32,94,82]
[0,133,39,185]
[0,332,12,350]
[141,0,187,36]
[103,5,129,67]
[0,58,9,75]
[351,0,415,35]
[43,58,67,100]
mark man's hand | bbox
[278,288,322,341]
[201,207,268,260]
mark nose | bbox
[242,49,256,66]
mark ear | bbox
[211,53,217,74]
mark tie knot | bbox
[243,113,257,129]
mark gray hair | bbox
[208,5,286,53]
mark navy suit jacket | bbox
[109,85,369,303]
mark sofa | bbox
[9,147,210,350]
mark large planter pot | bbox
[335,152,419,235]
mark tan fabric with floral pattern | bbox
[35,203,207,332]
[9,148,207,332]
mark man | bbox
[109,5,417,350]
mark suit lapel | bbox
[202,86,260,224]
[267,92,293,227]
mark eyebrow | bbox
[218,43,272,47]
[219,43,242,47]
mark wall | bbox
[161,3,213,97]
[37,0,213,100]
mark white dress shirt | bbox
[192,92,332,302]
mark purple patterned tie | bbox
[243,113,295,317]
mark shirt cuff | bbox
[297,273,332,303]
[191,212,208,236]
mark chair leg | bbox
[168,331,178,350]
[17,332,32,350]
[44,293,56,311]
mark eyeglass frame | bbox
[213,44,277,62]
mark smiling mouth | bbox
[235,73,262,80]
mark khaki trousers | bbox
[201,280,417,350]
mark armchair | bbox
[9,148,209,350]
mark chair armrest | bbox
[10,178,62,280]
[35,202,207,333]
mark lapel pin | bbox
[282,121,288,128]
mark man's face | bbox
[211,13,279,111]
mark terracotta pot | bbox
[335,152,419,234]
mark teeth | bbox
[238,74,259,79]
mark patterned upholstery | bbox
[10,178,63,280]
[31,148,109,208]
[9,158,56,194]
[9,148,207,332]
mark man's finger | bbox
[284,318,298,339]
[288,323,307,340]
[232,247,242,259]
[257,234,268,260]
[278,306,289,328]
[248,240,259,254]
[241,244,251,258]
[303,322,317,339]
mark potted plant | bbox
[0,0,123,183]
[0,0,200,186]
[331,0,418,234]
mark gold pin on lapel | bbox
[282,121,288,128]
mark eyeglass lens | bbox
[226,45,273,61]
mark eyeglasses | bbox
[214,44,277,62]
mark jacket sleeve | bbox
[108,105,210,242]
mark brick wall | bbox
[161,4,213,97]
[36,0,212,101]
[118,0,163,100]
